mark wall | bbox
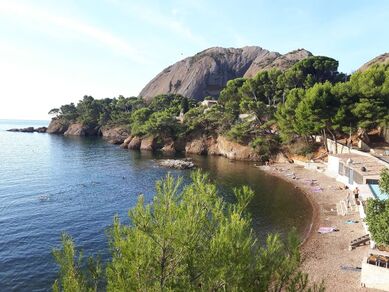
[326,139,372,157]
[361,258,389,291]
[326,155,340,178]
[383,126,389,143]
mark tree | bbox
[379,168,389,195]
[53,172,323,291]
[219,78,246,119]
[282,56,342,90]
[275,88,305,142]
[48,108,60,117]
[350,65,389,131]
[366,198,389,246]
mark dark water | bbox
[0,119,312,291]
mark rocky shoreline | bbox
[9,119,293,163]
[7,126,47,133]
[43,119,266,162]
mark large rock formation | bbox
[139,46,312,101]
[47,119,69,134]
[243,49,312,78]
[64,123,98,136]
[100,126,130,144]
[359,53,389,71]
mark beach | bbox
[260,163,379,292]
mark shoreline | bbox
[259,163,375,291]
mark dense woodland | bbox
[51,56,389,160]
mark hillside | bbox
[359,52,389,71]
[139,46,312,102]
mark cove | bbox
[0,120,312,291]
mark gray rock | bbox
[158,159,195,169]
[139,46,312,101]
[47,118,69,134]
[358,52,389,72]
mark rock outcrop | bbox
[244,49,313,78]
[100,126,130,144]
[120,136,133,148]
[7,126,48,133]
[139,46,312,101]
[358,53,389,72]
[64,123,98,136]
[47,119,69,134]
[158,159,195,169]
[128,136,142,150]
[211,136,260,161]
[140,136,157,151]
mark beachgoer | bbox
[353,187,359,199]
[346,192,351,208]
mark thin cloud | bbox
[0,1,149,64]
[110,1,208,48]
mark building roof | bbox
[331,153,388,179]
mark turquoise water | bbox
[0,119,312,291]
[369,184,389,200]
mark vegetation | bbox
[53,172,324,291]
[50,56,389,159]
[366,198,389,246]
[379,168,389,195]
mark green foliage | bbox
[366,199,389,246]
[226,121,255,144]
[282,56,342,89]
[53,172,323,292]
[379,168,389,195]
[184,104,234,135]
[250,135,280,161]
[275,88,305,142]
[129,108,152,136]
[52,234,102,292]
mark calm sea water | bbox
[0,119,312,291]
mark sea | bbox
[0,119,312,291]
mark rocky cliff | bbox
[139,46,312,101]
[358,53,389,71]
[121,134,261,161]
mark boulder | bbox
[185,137,207,155]
[158,159,195,169]
[120,136,133,148]
[7,126,47,133]
[47,118,69,134]
[64,123,98,136]
[100,126,130,144]
[140,136,156,151]
[128,136,142,150]
[35,127,47,133]
[160,138,176,153]
[214,136,261,161]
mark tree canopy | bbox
[53,172,323,291]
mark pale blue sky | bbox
[0,0,388,119]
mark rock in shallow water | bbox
[7,127,47,133]
[158,159,195,169]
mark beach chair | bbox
[349,234,370,250]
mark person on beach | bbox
[346,192,351,208]
[353,187,360,205]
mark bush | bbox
[250,135,280,162]
[53,172,323,291]
[366,199,389,246]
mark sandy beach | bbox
[259,163,380,292]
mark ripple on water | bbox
[0,121,312,291]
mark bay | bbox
[0,120,312,291]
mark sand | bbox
[259,163,380,292]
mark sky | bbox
[0,0,388,120]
